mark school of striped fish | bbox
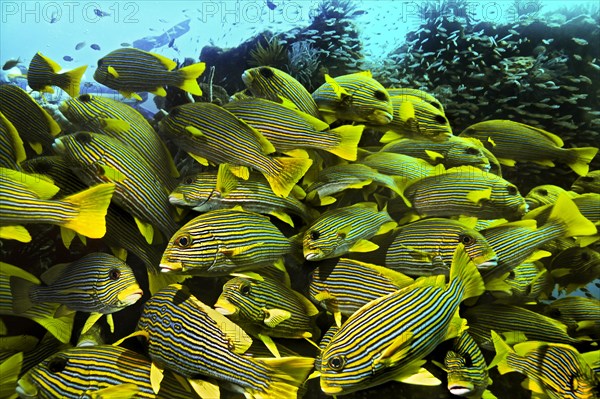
[1,28,599,399]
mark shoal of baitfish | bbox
[0,46,598,399]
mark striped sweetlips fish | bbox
[160,209,293,275]
[491,331,599,399]
[319,244,485,395]
[52,131,179,244]
[27,52,87,98]
[136,284,315,399]
[16,345,199,399]
[0,111,26,170]
[10,252,142,333]
[433,331,493,399]
[385,218,498,277]
[159,101,312,198]
[303,202,397,261]
[312,71,393,125]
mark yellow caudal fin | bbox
[566,147,598,176]
[176,62,206,96]
[61,183,115,238]
[488,330,515,375]
[449,244,485,301]
[9,276,37,314]
[0,352,22,398]
[252,356,315,399]
[59,65,87,98]
[265,157,312,197]
[537,193,597,238]
[326,125,364,161]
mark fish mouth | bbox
[117,286,144,305]
[304,251,323,261]
[476,257,498,269]
[367,110,393,125]
[51,138,66,154]
[214,299,237,316]
[16,375,38,398]
[241,71,251,86]
[168,191,188,206]
[160,262,182,273]
[449,384,474,396]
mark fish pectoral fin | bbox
[521,377,546,394]
[227,165,249,180]
[292,291,320,317]
[151,361,165,394]
[107,65,120,78]
[348,239,379,253]
[258,333,281,358]
[425,150,444,162]
[53,304,76,318]
[80,312,104,335]
[0,225,32,242]
[269,210,294,227]
[106,314,115,333]
[185,125,205,137]
[324,74,351,100]
[134,217,154,245]
[497,157,516,166]
[98,164,127,182]
[375,331,414,367]
[100,118,131,132]
[263,308,291,328]
[466,188,492,205]
[394,366,441,386]
[150,87,167,97]
[188,378,220,399]
[29,141,44,155]
[89,383,139,399]
[501,331,528,345]
[481,389,498,399]
[112,330,150,347]
[187,152,210,166]
[216,163,239,196]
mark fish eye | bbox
[75,132,92,144]
[239,282,251,296]
[175,234,191,248]
[581,251,591,261]
[373,90,387,101]
[337,231,347,239]
[47,357,68,373]
[259,67,274,78]
[108,268,121,280]
[183,176,195,184]
[458,234,474,245]
[507,185,518,195]
[536,188,548,196]
[309,230,320,240]
[327,355,346,371]
[434,115,447,124]
[465,147,479,155]
[79,94,91,102]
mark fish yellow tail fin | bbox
[566,147,598,176]
[266,157,312,197]
[57,65,88,98]
[176,62,206,96]
[449,244,485,302]
[252,356,314,399]
[545,193,597,238]
[62,183,115,238]
[327,125,364,161]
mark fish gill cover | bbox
[0,1,599,399]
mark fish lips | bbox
[51,138,66,154]
[117,286,144,305]
[160,261,183,273]
[448,382,475,396]
[214,299,237,316]
[367,109,394,125]
[475,256,498,270]
[304,250,324,261]
[16,375,38,399]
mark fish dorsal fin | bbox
[81,312,104,335]
[263,308,291,328]
[151,51,177,71]
[134,217,154,245]
[190,296,253,353]
[188,378,220,399]
[107,66,120,78]
[40,262,70,285]
[467,188,492,205]
[525,124,564,147]
[230,271,264,281]
[325,74,351,99]
[375,221,397,236]
[89,384,139,399]
[38,52,62,73]
[292,290,320,316]
[352,70,373,78]
[375,332,414,367]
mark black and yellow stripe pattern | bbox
[386,218,497,276]
[159,102,311,197]
[381,95,453,141]
[27,52,87,98]
[160,209,292,275]
[0,111,26,170]
[0,85,61,154]
[18,252,141,314]
[170,171,313,224]
[403,166,528,220]
[361,152,438,180]
[138,284,314,398]
[242,66,321,118]
[60,94,179,187]
[303,202,395,260]
[443,331,491,399]
[22,155,88,197]
[19,345,197,398]
[53,131,179,240]
[319,245,484,395]
[309,257,413,318]
[216,275,319,339]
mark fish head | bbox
[320,342,374,395]
[525,185,566,210]
[16,372,38,399]
[169,173,216,210]
[447,139,490,170]
[86,253,142,312]
[51,132,106,172]
[160,225,221,275]
[215,277,262,321]
[493,181,528,220]
[18,353,76,399]
[458,230,498,270]
[303,227,341,261]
